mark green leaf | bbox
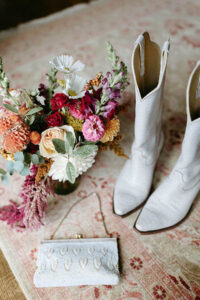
[26,107,43,116]
[111,73,122,87]
[21,89,34,108]
[14,161,24,172]
[34,150,45,164]
[65,132,75,154]
[29,115,35,125]
[52,138,66,154]
[14,151,24,162]
[66,162,76,184]
[106,41,119,68]
[39,156,45,164]
[20,166,30,176]
[82,141,97,145]
[6,161,14,175]
[31,154,39,164]
[3,103,18,114]
[74,145,98,158]
[1,174,9,185]
[0,168,6,175]
[66,132,75,148]
[24,152,31,164]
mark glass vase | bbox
[53,176,81,195]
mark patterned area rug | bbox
[0,0,200,299]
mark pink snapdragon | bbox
[102,100,118,119]
[82,115,105,142]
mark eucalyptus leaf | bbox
[6,161,14,175]
[14,161,24,172]
[52,138,66,154]
[36,150,41,156]
[39,156,45,164]
[20,166,30,176]
[24,152,31,164]
[66,162,76,184]
[14,151,24,162]
[0,168,6,175]
[74,145,98,158]
[3,103,18,114]
[31,154,39,164]
[1,174,9,184]
[26,107,43,116]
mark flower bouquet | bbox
[0,42,129,230]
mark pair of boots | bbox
[114,32,200,232]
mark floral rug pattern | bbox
[0,0,200,299]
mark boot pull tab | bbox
[195,75,200,99]
[135,34,145,77]
[159,39,170,81]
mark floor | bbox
[0,250,25,300]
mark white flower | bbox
[64,74,86,99]
[50,55,85,74]
[48,149,98,182]
[36,95,45,106]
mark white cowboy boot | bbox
[135,61,200,232]
[113,32,170,216]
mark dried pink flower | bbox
[0,165,53,231]
[19,165,52,230]
[0,200,24,228]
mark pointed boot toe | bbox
[135,204,168,232]
[114,186,146,216]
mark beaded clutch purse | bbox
[34,193,120,287]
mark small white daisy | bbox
[64,74,86,99]
[50,55,85,74]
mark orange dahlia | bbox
[2,123,30,153]
[0,114,22,135]
[100,117,120,143]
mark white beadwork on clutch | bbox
[34,238,119,287]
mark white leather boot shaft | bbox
[113,32,170,215]
[135,61,200,232]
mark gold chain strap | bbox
[50,192,110,240]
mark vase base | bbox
[53,177,81,195]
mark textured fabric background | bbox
[0,0,200,299]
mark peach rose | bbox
[39,125,75,158]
